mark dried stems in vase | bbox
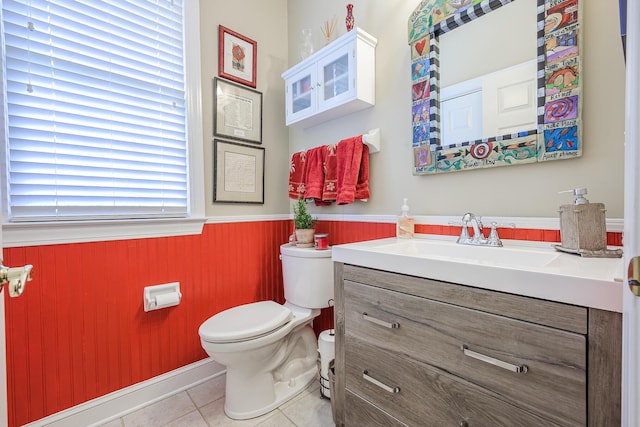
[321,16,337,45]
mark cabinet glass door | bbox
[286,67,317,124]
[323,53,349,101]
[318,48,354,112]
[292,74,312,114]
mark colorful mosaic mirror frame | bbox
[408,0,582,174]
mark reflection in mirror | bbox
[439,0,537,88]
[439,0,537,147]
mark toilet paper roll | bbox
[318,329,335,378]
[154,292,181,309]
[318,329,335,398]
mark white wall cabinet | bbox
[282,28,377,128]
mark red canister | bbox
[315,233,329,250]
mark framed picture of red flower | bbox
[218,25,257,88]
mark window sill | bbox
[2,217,206,248]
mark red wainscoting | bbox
[2,220,393,426]
[1,219,621,426]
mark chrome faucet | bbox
[455,213,515,247]
[459,212,486,245]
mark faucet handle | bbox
[457,225,470,243]
[449,220,469,243]
[487,222,516,247]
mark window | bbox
[1,0,197,222]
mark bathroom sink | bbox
[332,237,624,312]
[371,239,560,269]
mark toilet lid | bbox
[199,301,293,343]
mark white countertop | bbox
[331,236,625,312]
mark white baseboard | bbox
[23,358,225,427]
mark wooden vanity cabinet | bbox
[333,263,622,427]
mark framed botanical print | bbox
[218,25,257,88]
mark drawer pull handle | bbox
[363,370,400,394]
[362,313,400,329]
[461,344,528,374]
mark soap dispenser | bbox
[397,198,415,239]
[554,188,622,257]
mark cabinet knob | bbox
[459,421,469,427]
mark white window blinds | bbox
[2,0,188,221]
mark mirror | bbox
[439,0,537,146]
[408,0,583,175]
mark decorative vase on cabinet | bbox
[282,27,377,128]
[299,28,314,60]
[345,4,354,31]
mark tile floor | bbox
[98,374,335,427]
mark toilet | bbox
[198,243,333,420]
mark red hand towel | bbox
[321,144,338,202]
[336,135,365,205]
[288,151,307,199]
[304,146,325,201]
[355,144,370,201]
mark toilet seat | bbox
[199,301,292,343]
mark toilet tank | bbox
[280,243,333,309]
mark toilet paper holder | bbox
[144,282,182,312]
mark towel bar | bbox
[362,128,381,153]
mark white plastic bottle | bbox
[396,198,415,239]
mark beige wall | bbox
[439,0,537,87]
[200,0,290,216]
[285,0,626,219]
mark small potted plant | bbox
[293,198,317,247]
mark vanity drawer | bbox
[345,390,408,426]
[345,336,562,427]
[344,280,586,426]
